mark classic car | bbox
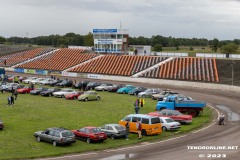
[34,128,76,146]
[38,79,55,85]
[159,117,181,131]
[72,126,107,143]
[17,86,32,94]
[95,83,113,91]
[106,84,125,92]
[29,78,45,84]
[117,85,135,94]
[41,88,61,97]
[148,109,193,124]
[65,91,84,100]
[99,124,126,139]
[52,88,74,98]
[128,87,147,95]
[86,82,101,90]
[138,88,161,98]
[56,80,73,87]
[22,77,38,84]
[78,91,100,101]
[30,87,49,95]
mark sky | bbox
[1,0,240,40]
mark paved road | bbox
[8,72,240,160]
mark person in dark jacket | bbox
[125,120,130,140]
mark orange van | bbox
[119,114,162,135]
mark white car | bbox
[39,79,55,85]
[95,84,113,91]
[22,77,38,84]
[31,78,46,84]
[138,88,161,98]
[0,83,19,90]
[159,117,181,131]
[52,88,74,98]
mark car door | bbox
[76,128,86,140]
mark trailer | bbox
[155,95,206,117]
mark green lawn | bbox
[0,89,212,160]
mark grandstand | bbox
[140,57,219,83]
[68,55,167,76]
[15,48,96,71]
[0,44,34,56]
[0,48,54,67]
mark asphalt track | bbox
[7,72,240,160]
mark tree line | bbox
[0,33,239,53]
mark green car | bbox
[78,91,101,101]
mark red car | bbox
[72,126,107,143]
[65,91,84,100]
[17,86,32,94]
[148,109,192,124]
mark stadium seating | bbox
[16,48,96,71]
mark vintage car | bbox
[72,126,107,143]
[106,84,125,92]
[34,128,76,146]
[52,88,74,98]
[49,80,63,86]
[152,89,173,100]
[159,117,181,131]
[78,91,100,101]
[117,85,135,94]
[86,82,101,90]
[56,80,73,87]
[99,124,126,139]
[128,87,147,95]
[17,86,32,94]
[138,88,161,98]
[30,87,49,95]
[30,78,45,84]
[148,109,193,124]
[38,79,55,85]
[41,88,61,97]
[95,83,113,91]
[22,77,38,84]
[65,91,84,100]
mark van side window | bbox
[151,117,160,124]
[132,117,139,122]
[141,118,149,124]
[124,117,131,122]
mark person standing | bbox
[136,119,142,140]
[10,95,14,106]
[134,98,140,114]
[13,89,18,100]
[7,96,12,106]
[125,120,130,140]
[140,98,145,108]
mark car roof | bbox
[83,126,98,129]
[127,114,158,119]
[48,127,70,132]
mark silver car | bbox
[138,88,161,98]
[99,124,126,139]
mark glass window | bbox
[141,118,149,124]
[108,126,113,130]
[151,118,160,124]
[49,130,55,136]
[91,128,101,133]
[115,125,124,130]
[132,117,139,122]
[62,131,74,137]
[160,118,163,123]
[79,128,86,132]
[124,117,131,121]
[117,34,123,39]
[54,132,61,137]
[165,118,174,123]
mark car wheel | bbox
[141,130,147,136]
[36,136,41,142]
[97,96,100,101]
[85,98,88,102]
[123,91,126,94]
[111,135,115,139]
[52,141,57,147]
[162,126,167,131]
[86,138,91,143]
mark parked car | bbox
[159,117,181,131]
[22,77,38,84]
[17,86,32,94]
[156,92,179,101]
[72,81,90,90]
[152,89,173,100]
[49,80,63,86]
[41,88,61,97]
[30,78,45,84]
[107,84,125,92]
[86,82,101,90]
[34,128,76,146]
[138,88,161,98]
[128,87,147,95]
[52,88,74,98]
[148,109,193,124]
[72,126,107,143]
[78,91,100,101]
[99,124,126,139]
[18,76,27,82]
[6,84,25,92]
[0,83,19,91]
[39,79,55,85]
[95,83,113,91]
[65,91,84,100]
[119,114,162,136]
[30,87,49,95]
[0,119,4,130]
[56,80,73,87]
[117,85,135,94]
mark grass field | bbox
[0,87,212,160]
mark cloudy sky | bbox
[0,0,240,40]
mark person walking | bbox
[13,89,18,100]
[125,120,130,140]
[134,98,140,114]
[136,119,142,140]
[7,95,12,106]
[10,95,14,106]
[140,98,145,108]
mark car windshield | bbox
[115,125,125,130]
[61,131,74,137]
[172,110,182,116]
[165,118,175,123]
[91,128,101,133]
[151,117,160,124]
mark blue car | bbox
[117,85,135,94]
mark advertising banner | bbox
[87,74,102,79]
[14,68,25,73]
[62,71,77,77]
[77,73,87,78]
[25,69,35,74]
[36,69,47,75]
[48,70,62,76]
